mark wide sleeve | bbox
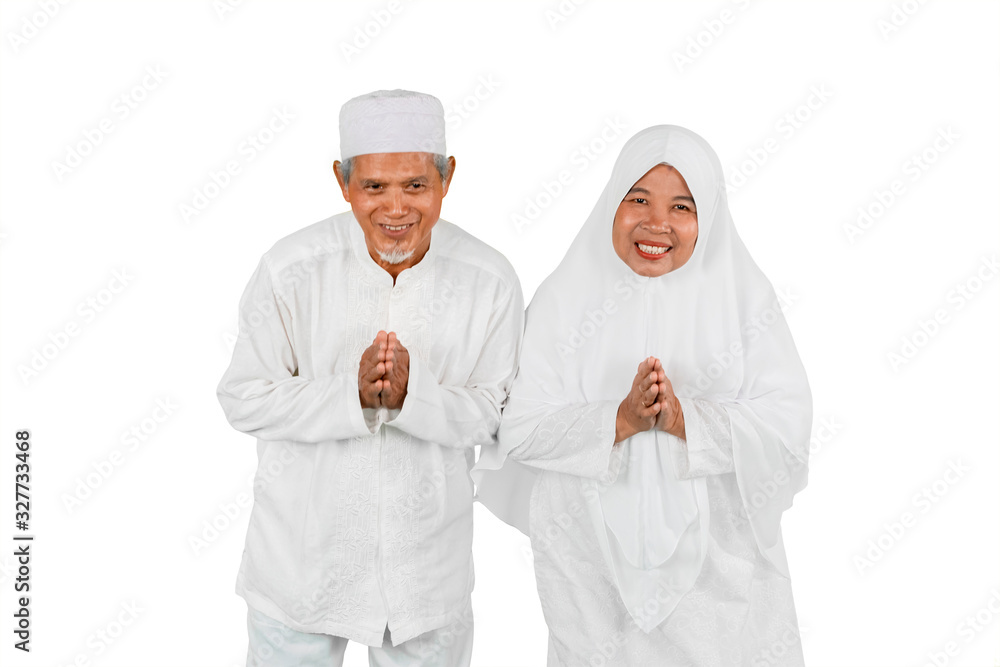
[386,278,525,448]
[727,292,812,576]
[216,256,376,443]
[481,282,626,482]
[500,398,625,483]
[667,396,735,478]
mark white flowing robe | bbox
[218,211,523,646]
[474,125,812,666]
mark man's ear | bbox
[441,156,456,197]
[333,160,350,202]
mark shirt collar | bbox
[347,214,440,286]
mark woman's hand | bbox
[653,363,685,439]
[615,357,662,444]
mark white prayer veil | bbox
[474,125,812,631]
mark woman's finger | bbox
[661,374,675,399]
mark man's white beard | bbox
[377,247,415,265]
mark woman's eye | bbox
[633,197,647,204]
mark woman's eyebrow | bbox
[673,195,696,204]
[625,186,650,196]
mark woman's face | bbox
[611,164,698,277]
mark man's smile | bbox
[378,222,416,238]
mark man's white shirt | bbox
[217,211,523,646]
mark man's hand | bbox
[380,332,409,410]
[358,331,388,409]
[653,360,685,439]
[615,357,662,444]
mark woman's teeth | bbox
[637,243,669,255]
[383,224,410,231]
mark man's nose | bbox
[384,189,407,217]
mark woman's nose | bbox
[644,207,673,232]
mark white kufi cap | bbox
[339,89,446,159]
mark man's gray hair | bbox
[338,154,451,185]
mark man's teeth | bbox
[383,224,410,231]
[637,243,670,255]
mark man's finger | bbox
[640,402,661,418]
[642,383,657,403]
[360,357,383,382]
[631,371,643,391]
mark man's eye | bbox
[408,183,424,190]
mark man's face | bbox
[335,152,454,276]
[611,164,698,278]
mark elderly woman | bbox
[474,125,812,666]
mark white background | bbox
[1,1,998,665]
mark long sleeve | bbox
[217,256,376,443]
[500,399,625,483]
[667,396,735,478]
[386,279,524,448]
[726,293,812,575]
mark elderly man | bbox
[217,89,523,666]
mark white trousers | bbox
[246,607,473,667]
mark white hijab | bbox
[474,125,812,631]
